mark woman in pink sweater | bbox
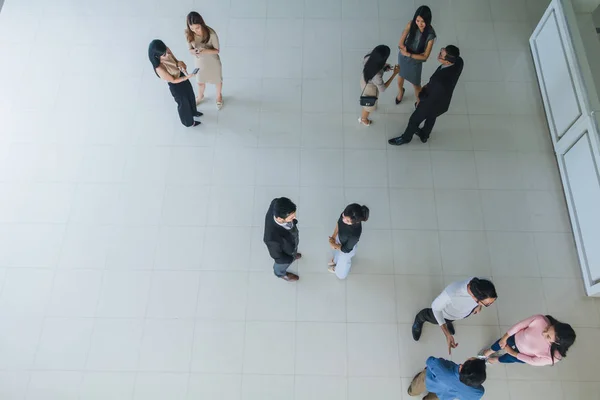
[480,314,576,366]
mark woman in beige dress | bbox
[185,12,223,109]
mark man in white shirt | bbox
[412,278,498,354]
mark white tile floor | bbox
[0,0,599,398]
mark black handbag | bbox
[359,84,378,107]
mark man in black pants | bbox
[388,45,463,146]
[412,278,497,355]
[263,197,302,282]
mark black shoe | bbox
[395,88,405,105]
[194,111,203,117]
[412,319,424,341]
[446,321,455,335]
[388,137,411,146]
[191,121,201,127]
[416,129,429,143]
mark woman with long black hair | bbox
[395,5,436,104]
[359,45,399,126]
[148,39,203,127]
[479,314,576,366]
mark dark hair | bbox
[469,278,497,301]
[458,358,487,388]
[405,5,433,54]
[273,197,297,219]
[545,315,576,365]
[363,45,391,83]
[185,11,213,44]
[148,39,167,76]
[459,358,486,387]
[443,45,460,63]
[343,204,370,224]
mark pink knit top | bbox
[506,314,561,366]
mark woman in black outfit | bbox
[148,39,203,127]
[328,204,369,279]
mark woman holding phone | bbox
[359,45,399,126]
[395,5,436,104]
[148,39,202,127]
[185,12,224,109]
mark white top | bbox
[431,278,477,325]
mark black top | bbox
[338,214,362,253]
[263,199,299,264]
[417,57,464,117]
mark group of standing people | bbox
[148,12,223,127]
[360,6,464,147]
[261,201,578,400]
[147,6,578,400]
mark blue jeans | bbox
[491,335,525,364]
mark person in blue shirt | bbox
[408,356,486,400]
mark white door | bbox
[530,0,600,295]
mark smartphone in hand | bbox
[191,68,199,75]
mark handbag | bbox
[359,84,378,107]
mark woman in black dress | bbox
[328,204,369,279]
[148,39,203,127]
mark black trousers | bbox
[400,106,437,141]
[415,308,453,325]
[168,77,198,127]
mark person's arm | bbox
[329,220,340,249]
[340,235,358,253]
[504,346,554,366]
[265,240,294,264]
[383,65,400,89]
[155,66,195,83]
[410,38,435,61]
[431,291,452,326]
[397,21,411,52]
[506,315,540,337]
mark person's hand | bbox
[472,304,483,315]
[401,48,410,57]
[446,335,458,355]
[393,64,400,74]
[498,334,508,349]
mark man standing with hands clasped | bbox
[412,278,498,354]
[263,197,302,282]
[388,45,463,146]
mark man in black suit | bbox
[263,197,302,282]
[388,45,463,146]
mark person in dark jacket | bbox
[263,197,301,282]
[389,45,463,146]
[327,203,369,279]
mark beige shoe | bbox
[216,99,223,110]
[328,266,336,273]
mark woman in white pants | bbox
[328,204,370,279]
